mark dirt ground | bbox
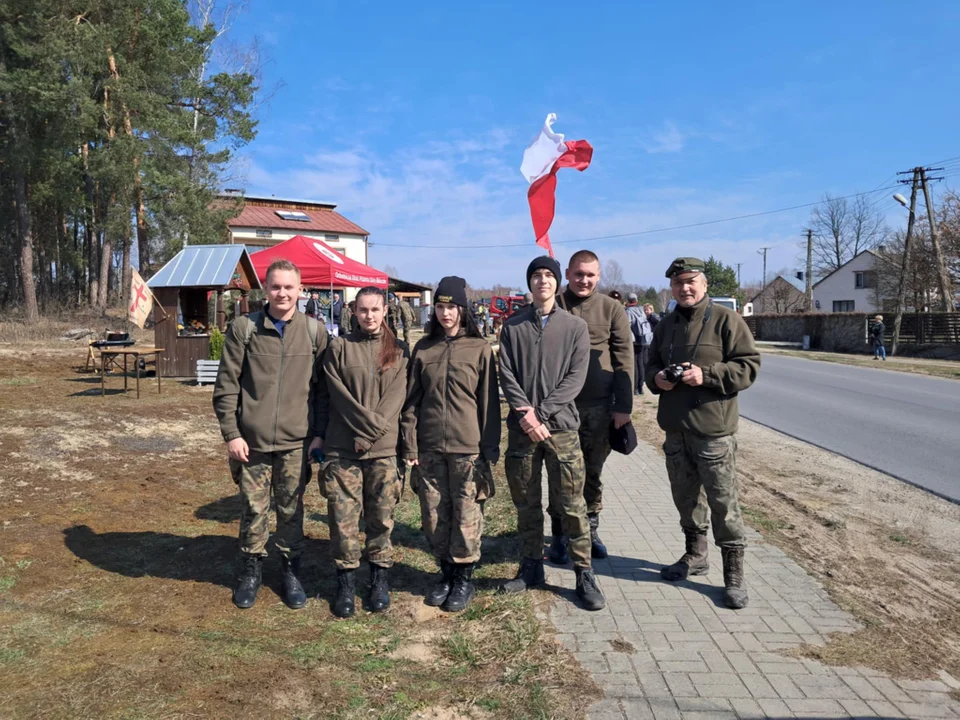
[632,391,960,686]
[0,339,599,720]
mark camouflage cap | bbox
[665,256,706,278]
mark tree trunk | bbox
[97,201,112,310]
[120,218,131,310]
[83,144,99,306]
[13,168,39,321]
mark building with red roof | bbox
[221,192,370,268]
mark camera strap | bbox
[667,300,713,366]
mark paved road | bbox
[739,354,960,503]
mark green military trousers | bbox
[231,447,308,559]
[320,457,402,570]
[663,431,746,549]
[416,452,494,564]
[505,428,592,569]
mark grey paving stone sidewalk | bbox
[540,440,960,719]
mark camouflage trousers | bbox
[663,431,746,549]
[319,457,402,570]
[548,404,612,518]
[505,428,591,569]
[415,452,494,564]
[230,447,308,559]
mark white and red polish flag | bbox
[520,113,593,257]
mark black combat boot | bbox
[575,567,606,611]
[425,560,454,607]
[547,516,570,565]
[232,554,262,609]
[280,556,307,609]
[721,547,749,609]
[442,563,476,613]
[332,569,356,618]
[368,564,391,613]
[660,530,710,581]
[588,513,608,559]
[499,558,545,594]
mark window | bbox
[255,229,272,238]
[833,300,855,312]
[855,271,865,289]
[325,234,339,242]
[275,210,310,222]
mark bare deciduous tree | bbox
[809,194,887,275]
[600,259,625,292]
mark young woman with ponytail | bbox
[400,276,501,613]
[318,286,409,618]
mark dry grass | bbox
[0,308,152,344]
[631,395,960,683]
[0,347,599,719]
[768,347,960,380]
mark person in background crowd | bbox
[318,287,410,618]
[331,292,344,334]
[627,293,654,395]
[401,276,501,613]
[213,259,328,611]
[645,257,761,610]
[497,255,606,611]
[643,303,660,330]
[870,315,886,360]
[305,291,320,319]
[550,250,633,563]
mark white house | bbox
[812,249,879,314]
[222,193,370,267]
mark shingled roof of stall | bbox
[148,244,262,289]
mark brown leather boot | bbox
[721,547,749,609]
[660,531,710,581]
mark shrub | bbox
[209,327,225,361]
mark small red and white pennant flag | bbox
[520,113,593,257]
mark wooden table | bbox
[99,347,165,399]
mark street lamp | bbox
[893,193,909,209]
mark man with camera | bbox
[645,257,760,609]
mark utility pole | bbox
[736,263,742,288]
[892,169,920,355]
[804,229,813,311]
[918,167,954,312]
[757,247,771,314]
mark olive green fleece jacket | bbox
[321,329,410,460]
[560,288,635,414]
[213,308,329,452]
[644,297,760,437]
[400,332,502,464]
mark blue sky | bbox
[230,1,960,290]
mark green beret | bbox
[665,257,706,278]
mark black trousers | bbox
[634,344,648,393]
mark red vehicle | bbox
[489,295,525,321]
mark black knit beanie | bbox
[434,275,469,308]
[526,255,562,290]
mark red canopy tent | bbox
[250,235,388,289]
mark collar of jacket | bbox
[561,286,597,310]
[263,304,300,331]
[676,295,710,322]
[533,302,560,320]
[356,327,383,341]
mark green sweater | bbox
[560,289,635,414]
[401,332,501,463]
[321,329,409,460]
[213,308,329,452]
[644,298,760,437]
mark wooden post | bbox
[892,170,920,355]
[919,167,954,312]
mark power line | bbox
[370,183,901,249]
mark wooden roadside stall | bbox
[147,244,261,378]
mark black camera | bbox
[663,363,686,384]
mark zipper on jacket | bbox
[534,310,544,426]
[272,323,287,449]
[442,338,453,451]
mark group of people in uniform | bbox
[212,249,760,618]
